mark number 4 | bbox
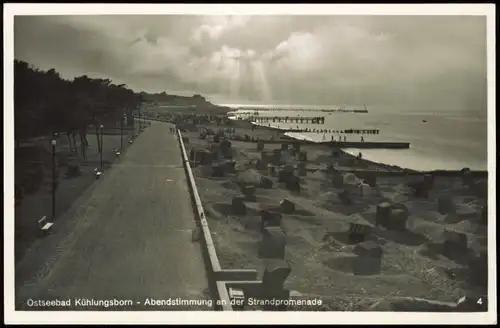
[477,298,483,305]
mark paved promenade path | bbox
[15,121,211,310]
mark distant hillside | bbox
[139,92,216,107]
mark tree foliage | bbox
[14,60,142,144]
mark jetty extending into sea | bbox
[235,107,368,113]
[250,116,326,124]
[229,136,411,149]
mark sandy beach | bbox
[160,108,489,312]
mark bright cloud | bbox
[14,14,487,110]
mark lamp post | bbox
[120,116,123,150]
[100,124,104,170]
[51,139,57,220]
[139,109,142,131]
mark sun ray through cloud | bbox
[251,60,273,103]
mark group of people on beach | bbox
[328,135,348,142]
[325,135,364,142]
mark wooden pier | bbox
[249,116,325,124]
[237,107,368,113]
[229,137,410,149]
[327,141,410,149]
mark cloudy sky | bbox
[14,14,487,110]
